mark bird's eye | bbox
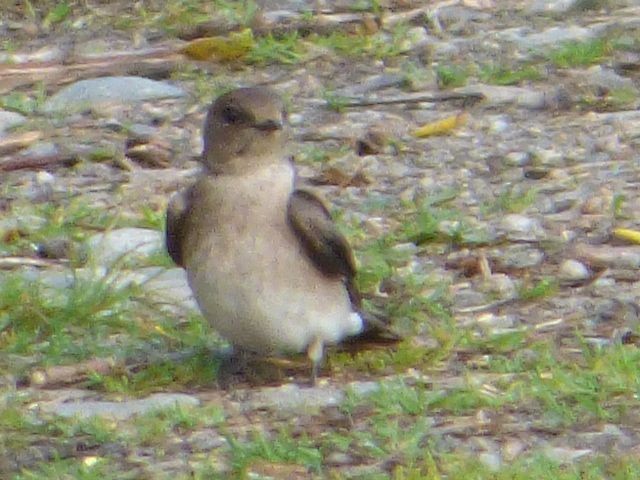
[222,106,243,125]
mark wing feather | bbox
[287,188,360,308]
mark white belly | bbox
[185,164,362,353]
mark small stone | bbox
[499,214,546,241]
[0,110,26,135]
[19,141,60,159]
[504,151,530,167]
[479,452,502,471]
[476,313,517,329]
[493,245,544,270]
[479,274,517,299]
[187,429,226,451]
[558,259,590,282]
[488,115,510,134]
[36,237,75,260]
[583,65,635,91]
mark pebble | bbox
[493,245,545,270]
[499,214,546,241]
[558,259,590,282]
[504,151,531,167]
[480,274,517,299]
[41,76,186,114]
[187,429,227,452]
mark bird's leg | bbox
[307,336,324,386]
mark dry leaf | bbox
[613,228,640,245]
[412,112,468,138]
[310,166,371,187]
[180,28,254,61]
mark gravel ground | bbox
[1,1,640,478]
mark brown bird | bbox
[166,87,391,383]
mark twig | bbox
[0,257,66,269]
[0,132,42,156]
[0,152,79,172]
[30,357,118,387]
[0,48,184,93]
[308,92,485,109]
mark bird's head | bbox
[202,87,288,174]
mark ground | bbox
[1,0,640,478]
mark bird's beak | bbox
[253,119,283,132]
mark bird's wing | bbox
[287,188,361,308]
[165,186,193,268]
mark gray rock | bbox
[480,274,517,299]
[558,259,591,282]
[0,110,26,135]
[455,85,552,110]
[544,447,592,463]
[187,429,227,451]
[493,246,545,269]
[583,65,636,91]
[19,141,60,159]
[123,267,198,312]
[499,214,546,241]
[576,244,640,269]
[479,451,502,471]
[501,25,601,50]
[43,392,199,419]
[243,384,347,412]
[475,313,517,330]
[41,76,186,114]
[453,288,489,308]
[86,228,163,266]
[337,74,405,96]
[504,151,531,167]
[243,381,379,412]
[528,0,579,13]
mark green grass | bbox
[228,429,323,475]
[313,24,413,60]
[484,185,539,215]
[0,197,164,257]
[518,277,558,301]
[436,65,468,88]
[0,83,46,115]
[549,39,612,68]
[480,64,544,85]
[247,32,305,65]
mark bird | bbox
[166,87,392,384]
